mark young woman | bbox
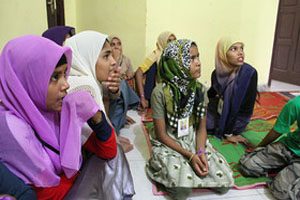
[0,35,122,199]
[64,30,135,198]
[110,36,134,83]
[109,36,140,136]
[206,37,257,144]
[135,31,176,109]
[42,25,75,46]
[146,39,233,199]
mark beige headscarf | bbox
[215,36,244,76]
[148,31,176,64]
[109,36,133,78]
[64,30,108,143]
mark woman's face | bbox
[46,64,69,112]
[226,42,244,67]
[95,41,117,82]
[110,38,122,51]
[189,45,201,79]
[110,38,122,59]
[167,34,176,43]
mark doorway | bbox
[46,0,65,28]
[269,0,300,86]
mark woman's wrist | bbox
[188,153,196,163]
[90,111,102,125]
[196,147,207,156]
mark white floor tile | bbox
[119,113,151,161]
[290,92,300,96]
[268,80,300,92]
[255,188,276,200]
[129,160,168,200]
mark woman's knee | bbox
[269,169,300,200]
[268,179,290,200]
[239,154,264,177]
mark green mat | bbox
[143,119,274,189]
[209,119,273,188]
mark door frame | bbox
[268,0,300,86]
[46,0,65,28]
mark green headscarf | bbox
[158,39,206,130]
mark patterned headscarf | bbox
[159,39,206,129]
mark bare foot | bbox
[119,141,134,153]
[118,135,131,144]
[117,136,134,153]
[125,115,136,125]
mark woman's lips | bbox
[238,57,244,62]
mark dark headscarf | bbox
[42,26,75,46]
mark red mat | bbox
[251,92,289,120]
[140,108,153,122]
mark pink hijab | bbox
[0,35,98,187]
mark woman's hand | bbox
[190,154,209,177]
[90,111,102,124]
[103,66,121,94]
[125,71,134,80]
[226,135,248,145]
[139,97,149,110]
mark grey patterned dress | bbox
[146,84,234,188]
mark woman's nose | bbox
[62,78,70,90]
[110,55,117,66]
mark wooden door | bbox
[46,0,65,28]
[269,0,300,86]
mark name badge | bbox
[177,117,189,137]
[217,98,224,115]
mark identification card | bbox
[217,98,224,115]
[177,117,189,137]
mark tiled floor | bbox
[120,80,300,200]
[260,80,300,92]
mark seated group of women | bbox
[5,25,296,200]
[142,32,299,200]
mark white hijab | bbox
[65,30,107,110]
[64,30,109,142]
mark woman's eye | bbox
[51,74,59,81]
